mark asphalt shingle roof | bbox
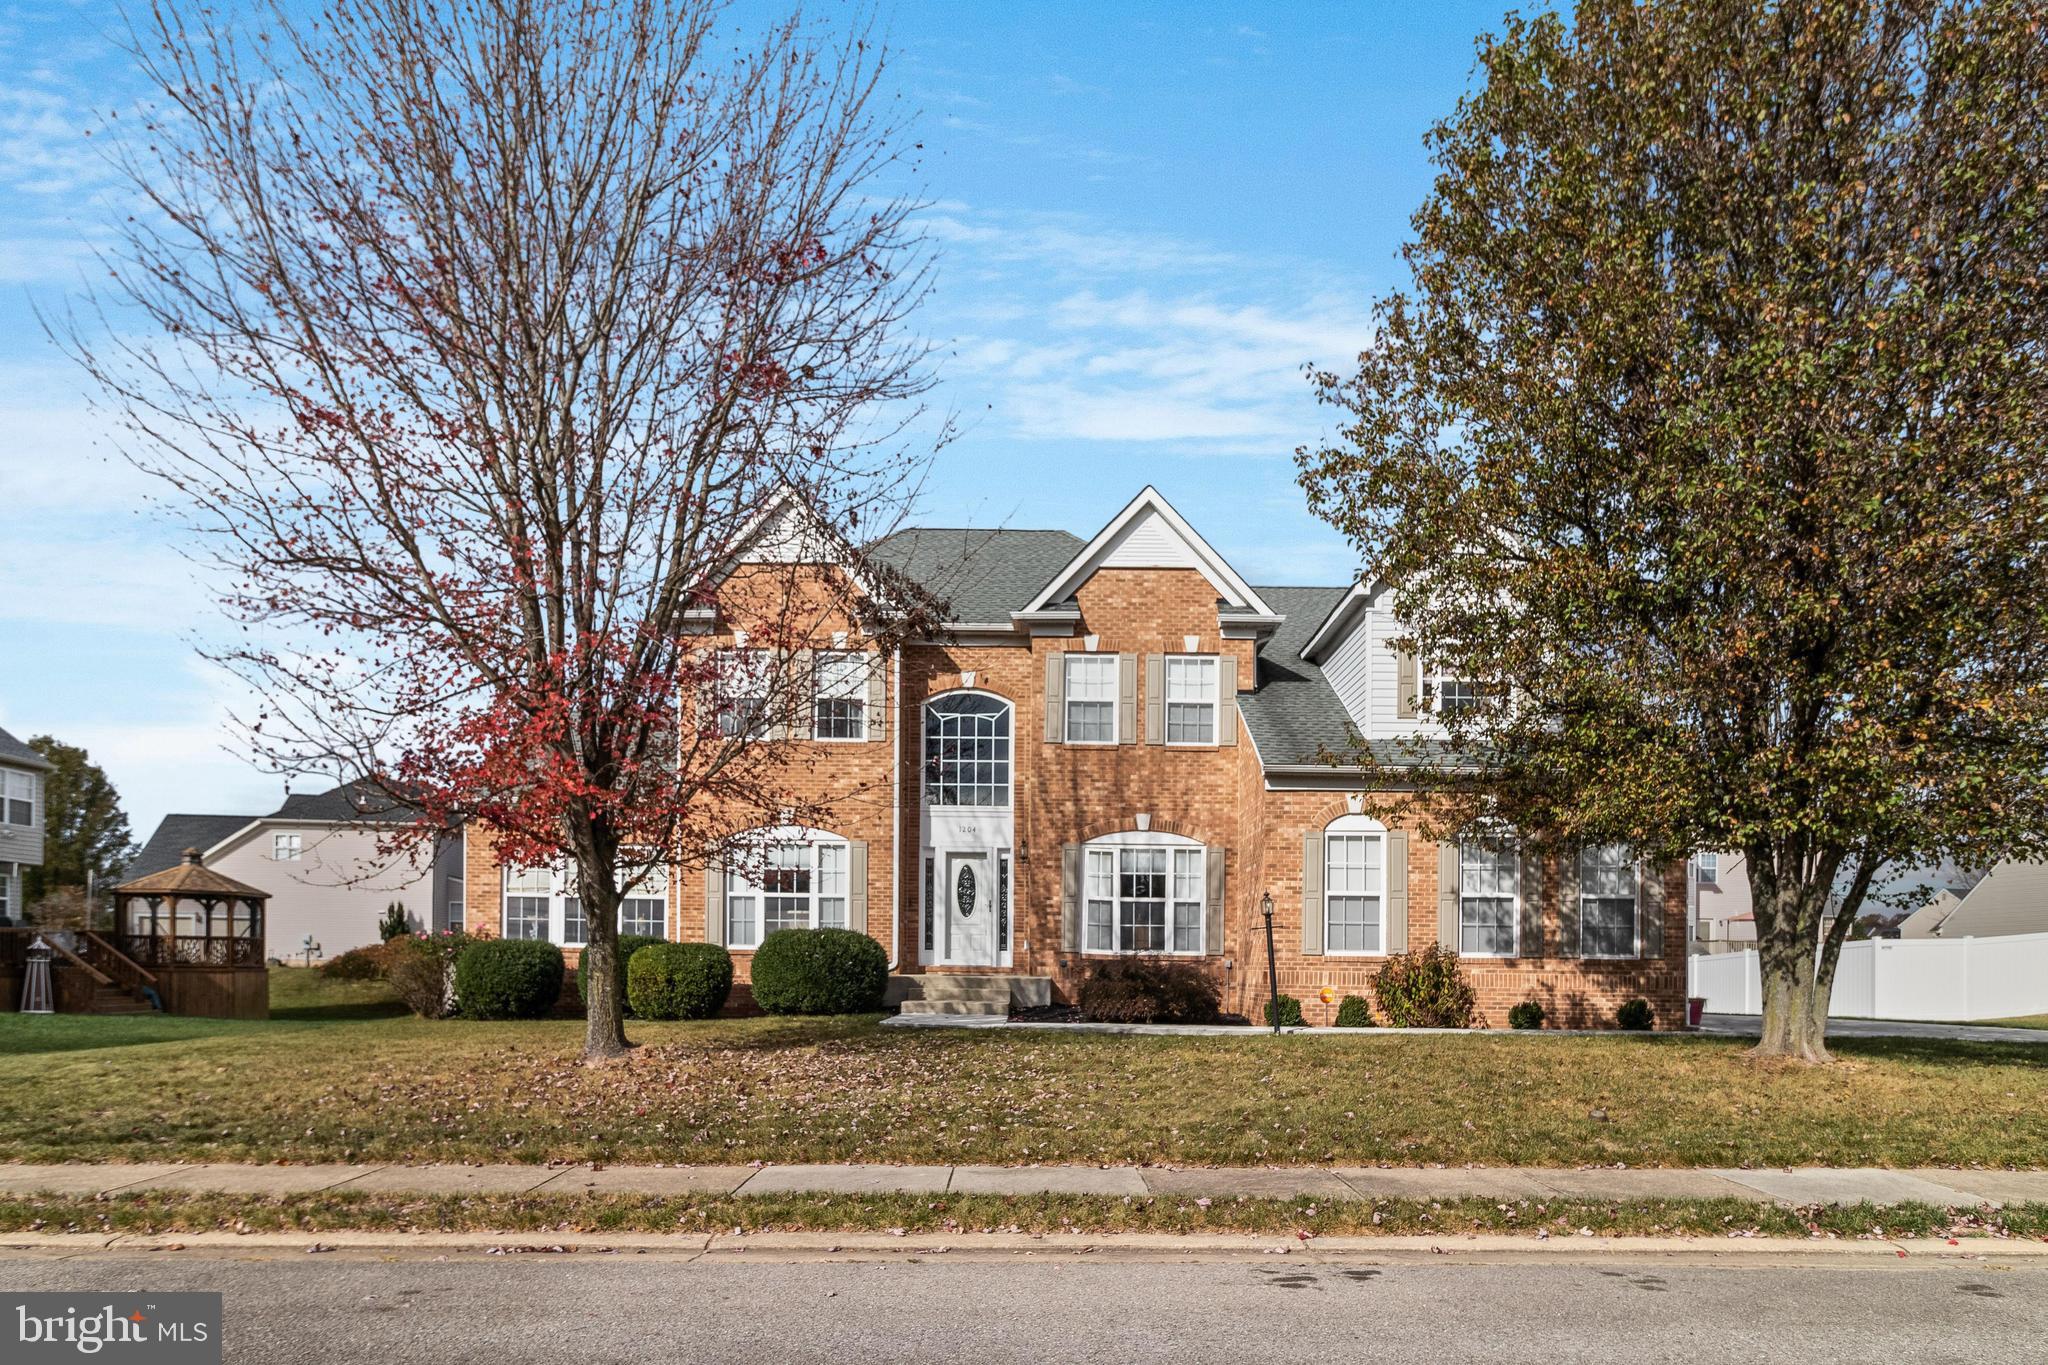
[0,725,52,771]
[1238,585,1356,766]
[127,814,257,880]
[866,528,1084,624]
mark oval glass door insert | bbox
[956,864,977,917]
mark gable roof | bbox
[127,814,257,880]
[1017,487,1279,620]
[0,726,53,771]
[866,528,1085,625]
[116,846,270,900]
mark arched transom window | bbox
[924,692,1012,807]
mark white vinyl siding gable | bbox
[1317,600,1452,741]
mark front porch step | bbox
[886,974,1053,1010]
[896,997,1009,1017]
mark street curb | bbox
[2,1228,2045,1265]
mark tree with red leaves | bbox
[67,0,942,1058]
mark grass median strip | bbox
[1,1190,2045,1242]
[3,972,2046,1169]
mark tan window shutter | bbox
[1060,843,1082,952]
[1204,846,1226,956]
[1386,830,1409,954]
[865,654,887,742]
[1639,858,1664,958]
[1557,846,1582,956]
[1518,844,1544,959]
[848,840,869,933]
[1145,654,1164,744]
[1118,653,1137,744]
[1044,651,1065,743]
[1217,655,1239,746]
[1396,646,1421,720]
[1437,840,1460,948]
[703,858,725,945]
[1301,830,1325,955]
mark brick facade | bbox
[463,496,1691,1029]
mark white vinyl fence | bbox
[1688,931,2048,1022]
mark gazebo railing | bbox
[112,932,265,969]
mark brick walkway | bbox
[3,1162,2044,1207]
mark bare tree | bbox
[65,0,942,1057]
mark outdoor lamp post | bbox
[1260,892,1280,1035]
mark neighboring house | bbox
[1901,861,2048,939]
[465,486,1688,1028]
[1688,849,1756,954]
[0,726,50,926]
[129,781,463,960]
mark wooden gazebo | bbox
[111,847,270,1018]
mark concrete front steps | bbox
[887,973,1051,1017]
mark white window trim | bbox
[723,828,850,952]
[1694,851,1719,886]
[922,689,1014,810]
[811,651,869,743]
[272,832,303,862]
[1063,654,1120,746]
[1162,654,1219,748]
[713,647,775,740]
[1081,832,1205,956]
[1579,846,1642,959]
[2,770,37,828]
[1322,813,1386,957]
[1456,839,1520,959]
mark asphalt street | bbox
[1,1248,2039,1364]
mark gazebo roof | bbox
[115,848,271,900]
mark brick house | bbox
[464,486,1686,1028]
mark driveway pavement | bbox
[1699,1014,2048,1045]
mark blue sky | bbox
[0,0,1520,836]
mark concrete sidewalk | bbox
[3,1161,2044,1208]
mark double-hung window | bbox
[713,648,773,738]
[1694,851,1719,886]
[1458,841,1518,956]
[1064,654,1118,743]
[503,866,552,941]
[3,771,33,827]
[813,651,868,741]
[1164,655,1218,745]
[620,862,668,938]
[1580,844,1639,957]
[1435,675,1483,718]
[272,832,303,862]
[726,836,849,950]
[1324,829,1384,954]
[1083,842,1204,954]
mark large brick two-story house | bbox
[464,487,1686,1027]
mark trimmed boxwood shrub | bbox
[1075,958,1221,1023]
[455,939,565,1020]
[749,928,888,1015]
[577,934,667,1017]
[1263,993,1305,1028]
[1616,997,1655,1031]
[627,942,734,1021]
[1333,994,1375,1028]
[1372,943,1478,1028]
[1508,999,1546,1030]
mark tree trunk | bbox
[578,868,630,1061]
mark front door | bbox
[944,850,996,966]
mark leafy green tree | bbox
[1299,0,2048,1061]
[24,736,137,904]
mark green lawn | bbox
[0,969,2042,1170]
[1983,1015,2048,1031]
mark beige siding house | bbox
[0,726,50,924]
[1901,861,2048,940]
[128,782,463,960]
